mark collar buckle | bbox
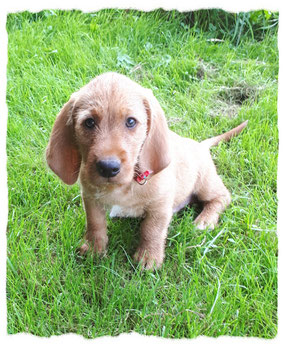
[135,170,150,185]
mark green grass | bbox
[6,9,278,338]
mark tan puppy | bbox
[46,72,247,269]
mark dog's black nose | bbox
[96,158,121,178]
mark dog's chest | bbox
[94,184,145,218]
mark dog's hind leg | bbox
[194,172,231,230]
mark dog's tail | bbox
[201,120,248,148]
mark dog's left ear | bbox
[138,89,171,175]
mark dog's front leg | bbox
[79,195,108,255]
[134,208,172,269]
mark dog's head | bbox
[46,72,171,187]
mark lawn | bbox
[6,9,278,338]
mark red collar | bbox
[135,170,151,185]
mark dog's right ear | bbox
[138,88,171,175]
[46,94,81,185]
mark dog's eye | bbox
[125,117,137,129]
[84,118,95,129]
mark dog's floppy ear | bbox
[138,89,171,174]
[46,94,81,185]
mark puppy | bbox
[46,72,247,269]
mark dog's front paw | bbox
[133,246,164,270]
[79,242,90,255]
[79,235,108,256]
[194,220,215,230]
[194,213,218,230]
